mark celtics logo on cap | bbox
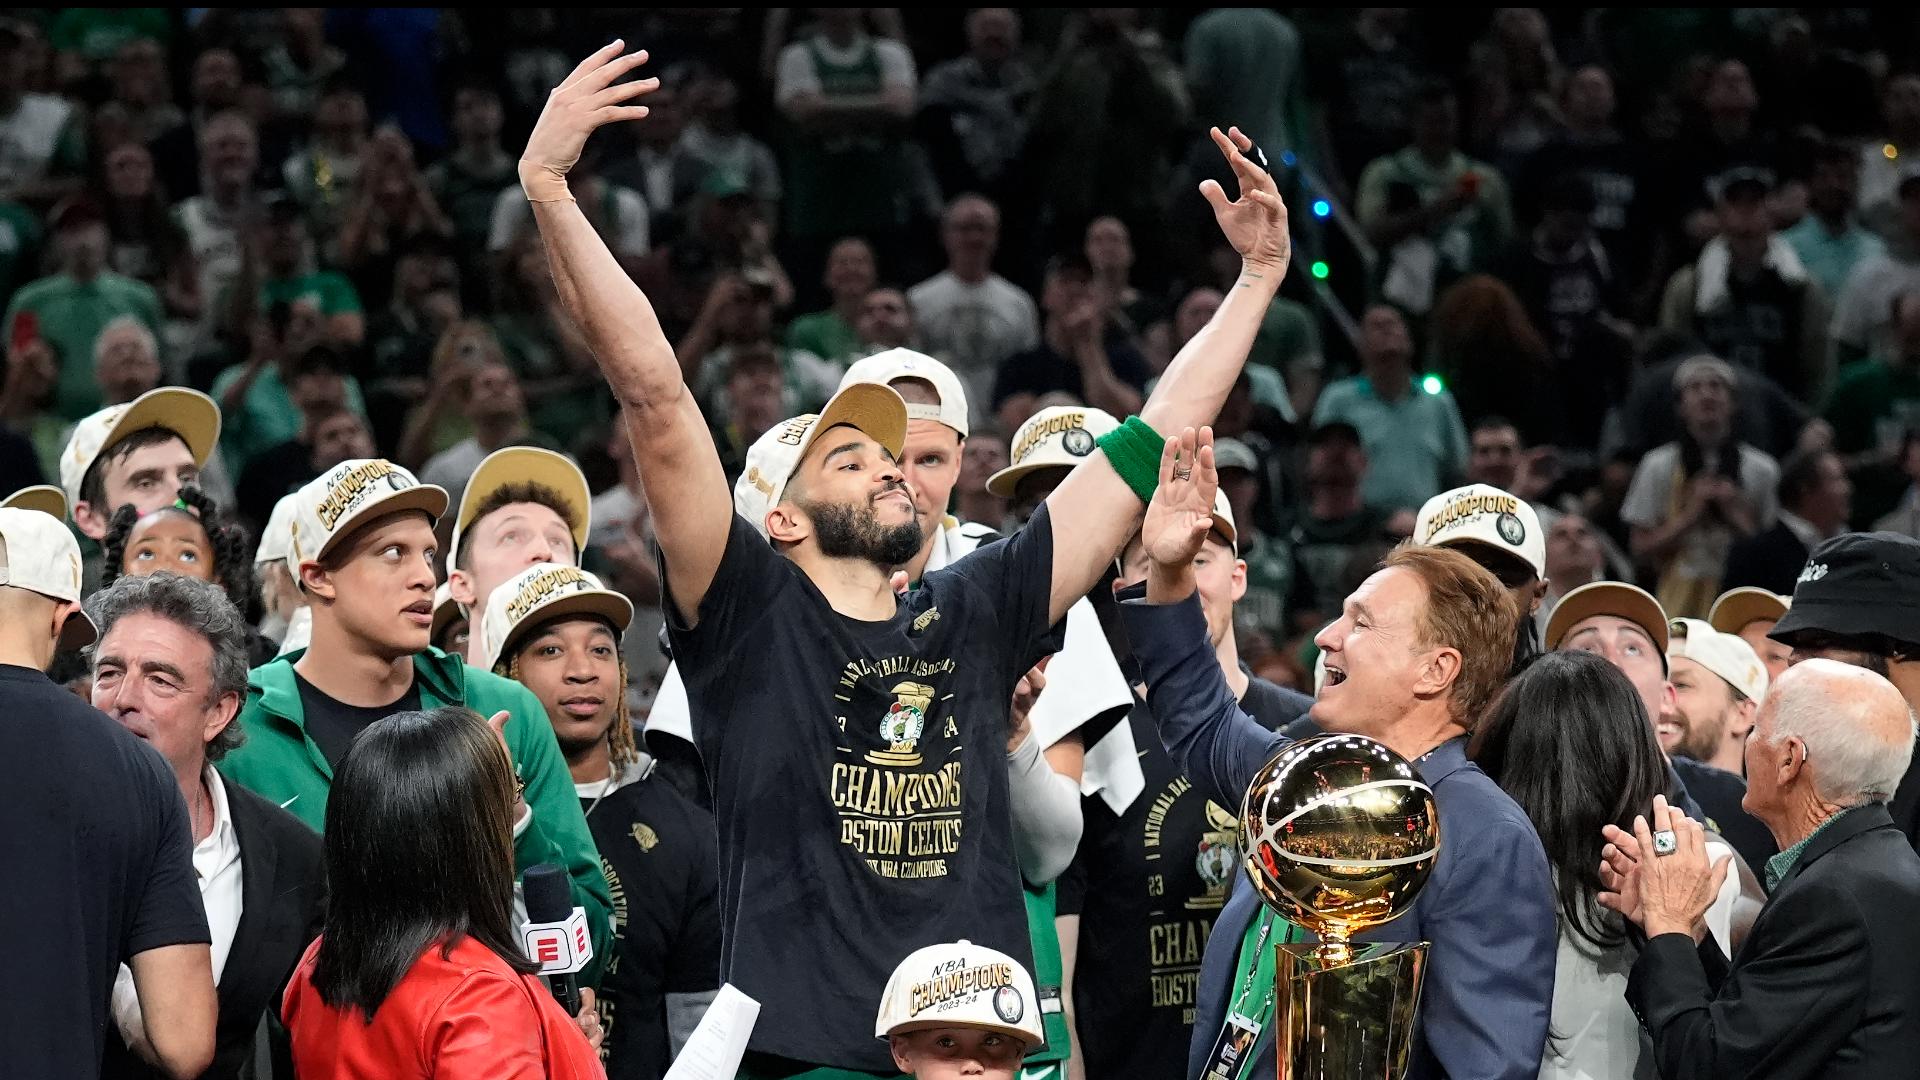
[992,985,1025,1024]
[1062,428,1095,457]
[1496,512,1525,546]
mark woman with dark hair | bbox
[282,707,606,1079]
[1470,650,1750,1080]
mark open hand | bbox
[521,41,660,197]
[1200,127,1290,277]
[1142,427,1219,570]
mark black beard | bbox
[802,495,924,568]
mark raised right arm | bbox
[521,42,732,622]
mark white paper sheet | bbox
[663,983,761,1080]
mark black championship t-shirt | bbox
[1058,676,1308,1080]
[294,671,421,769]
[666,506,1061,1071]
[586,776,722,1080]
[0,664,209,1079]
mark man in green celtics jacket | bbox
[219,457,612,974]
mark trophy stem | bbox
[1275,940,1428,1080]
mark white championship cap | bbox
[1414,483,1546,580]
[733,383,909,539]
[1546,580,1670,653]
[986,406,1120,497]
[254,492,301,565]
[875,940,1044,1048]
[286,459,449,590]
[60,387,221,517]
[446,447,592,574]
[839,348,969,437]
[430,581,463,645]
[1668,617,1769,702]
[1707,586,1789,635]
[1,485,67,520]
[0,506,96,648]
[1209,490,1237,554]
[476,562,633,672]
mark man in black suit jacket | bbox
[1721,448,1849,595]
[87,574,326,1079]
[1600,659,1920,1078]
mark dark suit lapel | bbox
[218,779,282,1036]
[1770,803,1892,895]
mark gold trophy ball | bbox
[1240,734,1440,944]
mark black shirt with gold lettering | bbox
[664,507,1061,1072]
[1059,676,1309,1080]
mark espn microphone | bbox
[521,863,592,1014]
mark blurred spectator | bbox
[682,270,837,421]
[908,193,1038,423]
[150,47,248,203]
[584,420,659,605]
[0,336,67,478]
[171,111,261,342]
[1663,58,1778,242]
[774,8,918,278]
[1286,421,1387,637]
[1783,141,1884,302]
[99,38,184,147]
[489,149,649,271]
[1214,435,1288,648]
[1464,8,1561,174]
[709,343,787,481]
[228,194,364,351]
[396,319,496,463]
[280,79,369,242]
[262,8,347,131]
[101,141,199,325]
[1874,433,1920,538]
[213,312,368,474]
[1503,174,1630,448]
[606,70,695,235]
[236,400,373,527]
[1184,9,1301,156]
[1145,286,1299,425]
[1827,291,1920,525]
[1518,65,1649,288]
[675,74,781,218]
[92,315,163,407]
[1358,81,1516,316]
[327,8,452,149]
[1309,8,1424,191]
[4,198,164,420]
[363,234,461,447]
[488,231,611,443]
[1617,338,1814,463]
[1751,14,1877,138]
[854,285,914,354]
[336,126,455,305]
[955,423,1010,529]
[1025,10,1186,252]
[423,79,514,270]
[1658,168,1831,402]
[1832,172,1920,368]
[1466,416,1523,491]
[1857,73,1920,240]
[0,192,42,310]
[991,255,1147,432]
[418,358,562,509]
[1085,216,1160,345]
[917,8,1035,198]
[1722,449,1850,595]
[1533,508,1608,639]
[785,237,876,367]
[1312,303,1468,514]
[0,23,86,206]
[1623,355,1780,617]
[1427,274,1561,443]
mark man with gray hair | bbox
[88,573,325,1079]
[1600,659,1920,1077]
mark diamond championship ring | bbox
[1652,829,1678,856]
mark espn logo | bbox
[521,908,594,974]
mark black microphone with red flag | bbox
[521,863,592,1013]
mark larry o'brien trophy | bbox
[1240,734,1440,1079]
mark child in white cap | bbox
[876,941,1044,1079]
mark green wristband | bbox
[1095,416,1167,504]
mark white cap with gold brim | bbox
[477,562,633,672]
[447,446,593,574]
[733,382,909,539]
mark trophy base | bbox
[1275,940,1428,1080]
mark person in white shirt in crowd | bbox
[89,572,326,1080]
[0,23,85,205]
[252,491,310,655]
[909,194,1040,424]
[1707,586,1792,685]
[1665,618,1768,776]
[443,445,593,669]
[170,110,261,348]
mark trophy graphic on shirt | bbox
[1240,734,1440,1080]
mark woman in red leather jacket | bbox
[282,706,606,1079]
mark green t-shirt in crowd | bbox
[1235,530,1293,647]
[1824,357,1920,457]
[210,361,369,472]
[785,309,864,368]
[0,201,45,310]
[260,270,363,316]
[3,271,164,420]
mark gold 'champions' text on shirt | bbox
[830,654,966,881]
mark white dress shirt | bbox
[112,766,244,1050]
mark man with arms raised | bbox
[1118,429,1555,1080]
[521,41,1289,1078]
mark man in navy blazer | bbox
[1119,429,1556,1080]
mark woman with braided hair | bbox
[478,561,721,1080]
